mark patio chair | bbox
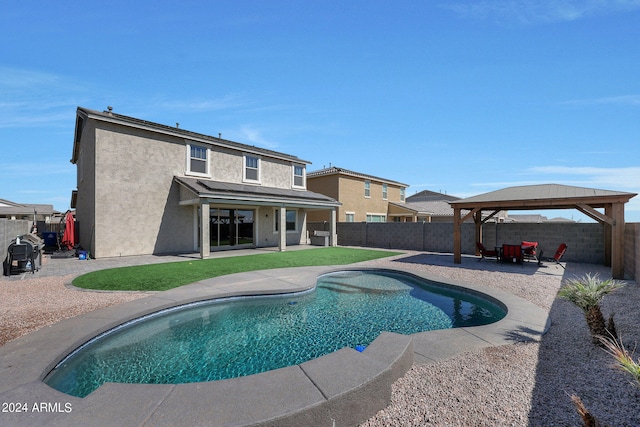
[476,242,499,262]
[501,244,523,264]
[521,241,539,263]
[538,243,567,268]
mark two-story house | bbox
[70,107,340,259]
[306,166,412,223]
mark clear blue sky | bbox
[2,1,639,221]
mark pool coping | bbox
[0,265,550,427]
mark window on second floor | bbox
[382,184,388,200]
[293,165,305,188]
[244,155,260,183]
[364,180,371,198]
[400,188,406,202]
[187,144,209,176]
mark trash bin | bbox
[43,232,57,247]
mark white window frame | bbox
[292,164,305,189]
[345,212,355,222]
[382,183,388,200]
[366,213,387,223]
[274,208,298,233]
[243,154,261,183]
[186,143,210,177]
[364,180,371,198]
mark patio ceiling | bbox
[449,184,637,279]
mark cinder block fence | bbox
[309,221,640,281]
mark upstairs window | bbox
[400,188,405,202]
[293,165,305,188]
[382,184,388,200]
[364,180,371,198]
[188,144,208,176]
[244,155,260,182]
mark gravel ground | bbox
[359,254,640,427]
[1,251,639,426]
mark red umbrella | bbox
[61,211,76,250]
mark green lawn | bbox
[72,247,402,292]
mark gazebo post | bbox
[453,207,462,264]
[608,203,626,279]
[474,210,483,256]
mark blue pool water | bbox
[44,269,506,397]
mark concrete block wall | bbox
[625,223,639,281]
[300,221,639,280]
[0,219,30,263]
[484,223,605,264]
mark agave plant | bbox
[558,273,623,345]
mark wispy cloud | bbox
[0,161,74,179]
[157,93,257,112]
[0,66,89,128]
[442,0,640,25]
[473,166,640,192]
[528,165,640,190]
[236,126,280,149]
[561,94,640,106]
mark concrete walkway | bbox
[0,248,550,426]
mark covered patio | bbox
[450,184,637,279]
[175,177,341,258]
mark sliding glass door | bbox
[210,209,254,248]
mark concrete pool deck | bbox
[0,252,550,427]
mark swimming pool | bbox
[44,269,506,397]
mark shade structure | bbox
[61,211,76,250]
[449,184,636,279]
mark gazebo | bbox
[449,184,637,279]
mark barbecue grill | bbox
[2,234,44,275]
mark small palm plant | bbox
[558,273,623,345]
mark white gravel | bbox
[359,254,640,427]
[1,251,639,426]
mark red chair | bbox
[521,241,539,263]
[476,242,498,262]
[502,244,523,264]
[538,243,567,268]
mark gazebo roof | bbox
[449,184,636,210]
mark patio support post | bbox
[200,203,210,259]
[474,210,482,256]
[330,208,337,247]
[608,203,625,279]
[453,207,462,264]
[278,206,287,252]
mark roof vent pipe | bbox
[107,106,113,116]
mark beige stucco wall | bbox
[307,174,405,222]
[76,117,309,258]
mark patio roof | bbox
[449,184,637,279]
[174,176,341,209]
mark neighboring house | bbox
[306,166,410,223]
[506,214,575,223]
[0,199,55,222]
[404,190,508,223]
[70,107,340,259]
